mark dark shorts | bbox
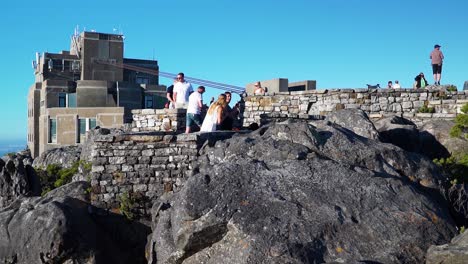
[432,64,442,74]
[186,113,202,127]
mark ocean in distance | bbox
[0,139,26,157]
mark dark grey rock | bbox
[373,115,421,153]
[426,229,468,263]
[326,109,381,140]
[32,145,82,169]
[0,155,40,208]
[0,181,150,264]
[419,119,468,158]
[148,120,455,264]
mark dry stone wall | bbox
[88,131,236,217]
[131,108,186,133]
[241,88,468,127]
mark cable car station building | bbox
[27,31,166,158]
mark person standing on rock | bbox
[219,91,239,130]
[430,44,444,85]
[173,72,193,108]
[185,86,205,133]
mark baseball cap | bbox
[434,44,441,48]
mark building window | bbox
[49,118,57,143]
[136,77,149,85]
[145,95,153,108]
[58,93,66,107]
[77,118,97,143]
[68,93,77,108]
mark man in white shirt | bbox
[185,86,205,133]
[392,80,401,89]
[173,72,193,108]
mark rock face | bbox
[326,109,381,141]
[373,115,421,153]
[148,120,456,263]
[32,145,82,169]
[419,119,468,158]
[0,181,151,264]
[426,229,468,264]
[0,155,40,208]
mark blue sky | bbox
[1,0,467,141]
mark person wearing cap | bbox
[430,44,444,85]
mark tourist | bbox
[200,94,227,132]
[166,78,177,109]
[414,72,428,88]
[253,81,266,95]
[185,86,205,133]
[173,72,193,108]
[387,81,393,88]
[430,44,444,85]
[218,91,239,130]
[392,80,401,89]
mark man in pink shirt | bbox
[430,44,444,85]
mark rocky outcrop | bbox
[32,145,82,169]
[148,120,456,264]
[326,109,381,140]
[0,154,40,208]
[373,115,421,154]
[0,181,150,264]
[426,229,468,264]
[419,119,468,158]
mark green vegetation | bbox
[119,191,136,220]
[433,104,468,185]
[418,105,435,114]
[447,85,458,92]
[36,160,92,196]
[450,104,468,139]
[433,155,468,185]
[460,226,466,234]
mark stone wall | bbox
[241,88,468,127]
[131,108,187,133]
[89,131,236,216]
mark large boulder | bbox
[0,155,40,208]
[32,145,82,169]
[426,229,468,263]
[373,115,421,154]
[0,181,150,263]
[419,119,468,158]
[148,120,456,264]
[325,108,381,140]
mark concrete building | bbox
[245,78,316,95]
[27,31,166,158]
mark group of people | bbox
[381,44,445,89]
[165,72,239,133]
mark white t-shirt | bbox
[187,91,202,114]
[174,81,193,104]
[392,83,401,89]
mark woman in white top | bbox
[254,81,266,95]
[201,94,227,132]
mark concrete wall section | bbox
[76,80,111,107]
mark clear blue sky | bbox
[1,0,467,141]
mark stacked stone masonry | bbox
[241,88,468,127]
[131,108,187,133]
[89,131,236,216]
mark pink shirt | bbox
[430,49,444,65]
